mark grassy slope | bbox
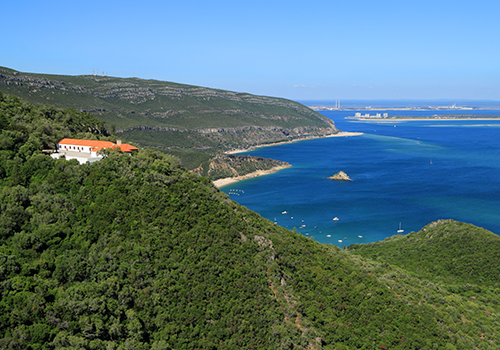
[0,66,336,132]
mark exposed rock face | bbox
[328,171,352,181]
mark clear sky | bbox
[2,0,499,100]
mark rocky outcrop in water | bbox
[328,171,352,181]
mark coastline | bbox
[213,164,292,188]
[226,131,363,155]
[349,117,500,122]
[214,132,362,188]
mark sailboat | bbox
[397,222,404,233]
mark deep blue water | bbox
[221,110,500,246]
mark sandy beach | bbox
[213,164,292,188]
[226,131,363,155]
[214,132,362,188]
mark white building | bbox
[50,138,138,164]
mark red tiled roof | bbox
[58,138,138,152]
[112,143,139,152]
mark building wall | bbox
[58,143,102,158]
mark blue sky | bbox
[2,0,499,100]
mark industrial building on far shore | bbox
[354,112,389,119]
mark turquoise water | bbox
[221,110,500,246]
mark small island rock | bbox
[328,171,352,181]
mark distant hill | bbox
[2,94,500,349]
[0,66,338,153]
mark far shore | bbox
[349,117,500,122]
[226,131,363,155]
[213,164,292,188]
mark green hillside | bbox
[0,66,338,152]
[348,219,500,287]
[1,95,500,349]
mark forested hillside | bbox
[1,94,500,349]
[349,219,500,287]
[0,67,336,176]
[0,66,338,151]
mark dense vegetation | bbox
[348,219,500,287]
[0,66,334,175]
[1,94,500,349]
[191,154,290,180]
[0,66,337,150]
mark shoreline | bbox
[226,131,363,154]
[309,106,500,112]
[349,117,500,122]
[214,132,362,188]
[213,164,292,188]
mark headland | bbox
[213,164,292,188]
[214,131,362,187]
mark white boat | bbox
[282,211,287,215]
[338,239,342,243]
[397,222,404,233]
[333,217,339,221]
[326,235,331,237]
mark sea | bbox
[220,100,500,246]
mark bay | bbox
[221,109,500,246]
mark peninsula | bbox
[213,164,292,188]
[215,131,362,186]
[347,114,500,121]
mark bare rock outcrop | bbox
[328,171,352,181]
